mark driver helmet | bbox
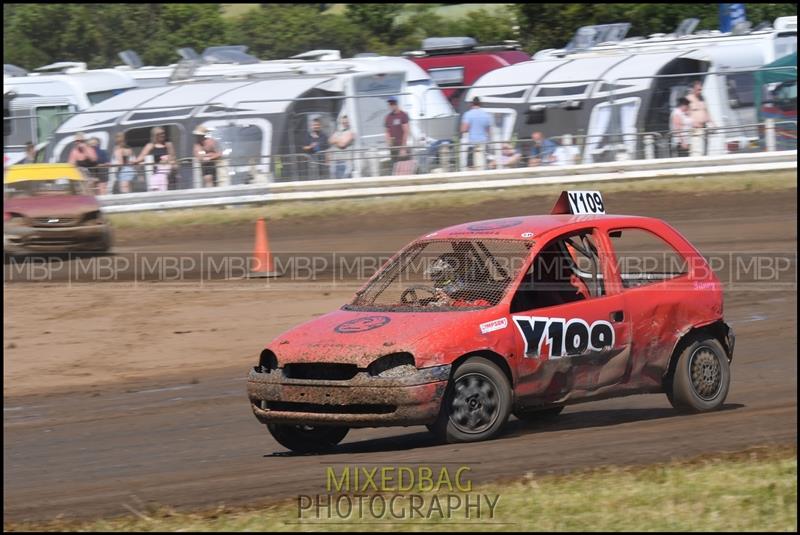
[426,258,463,294]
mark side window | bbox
[206,123,264,185]
[122,125,181,156]
[36,105,72,142]
[608,228,688,289]
[510,229,604,313]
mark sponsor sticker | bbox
[480,317,508,334]
[335,316,391,333]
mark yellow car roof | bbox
[4,164,86,184]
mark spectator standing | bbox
[670,97,693,157]
[193,126,222,187]
[67,132,97,168]
[88,137,111,195]
[303,118,330,180]
[687,80,713,129]
[328,115,357,179]
[529,131,556,166]
[553,134,581,166]
[687,80,713,155]
[134,127,176,190]
[384,97,410,167]
[67,132,98,189]
[112,132,136,194]
[461,97,492,169]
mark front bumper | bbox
[247,364,451,428]
[4,224,110,253]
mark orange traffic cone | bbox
[249,218,280,278]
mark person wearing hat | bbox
[67,132,98,190]
[384,96,410,166]
[193,125,221,187]
[67,132,97,168]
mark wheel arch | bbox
[450,350,515,388]
[663,319,735,388]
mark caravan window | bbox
[200,120,271,185]
[122,124,182,156]
[6,109,34,149]
[36,105,72,142]
[428,67,465,86]
[87,88,130,106]
[353,72,405,147]
[536,84,590,98]
[726,73,756,108]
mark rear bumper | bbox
[4,224,110,253]
[247,364,451,428]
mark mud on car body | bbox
[4,164,112,254]
[247,191,734,453]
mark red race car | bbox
[247,191,734,453]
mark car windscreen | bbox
[4,178,87,198]
[346,239,533,311]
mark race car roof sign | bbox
[551,190,606,215]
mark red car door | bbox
[508,227,632,406]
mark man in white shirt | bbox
[553,134,581,166]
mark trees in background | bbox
[3,3,797,70]
[515,4,798,53]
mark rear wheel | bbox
[430,357,511,443]
[668,336,730,413]
[267,423,349,453]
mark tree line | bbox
[3,3,796,71]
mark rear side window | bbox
[608,228,688,289]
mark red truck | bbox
[404,37,531,110]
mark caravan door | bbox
[583,97,641,164]
[459,107,517,169]
[349,72,405,177]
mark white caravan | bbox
[464,17,797,162]
[3,62,137,165]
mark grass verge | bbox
[106,170,797,232]
[6,444,796,532]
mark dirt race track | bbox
[3,188,798,523]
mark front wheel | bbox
[430,357,511,443]
[267,423,349,453]
[668,336,730,413]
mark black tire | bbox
[668,336,730,413]
[430,357,512,443]
[97,228,113,253]
[514,405,564,422]
[267,423,349,453]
